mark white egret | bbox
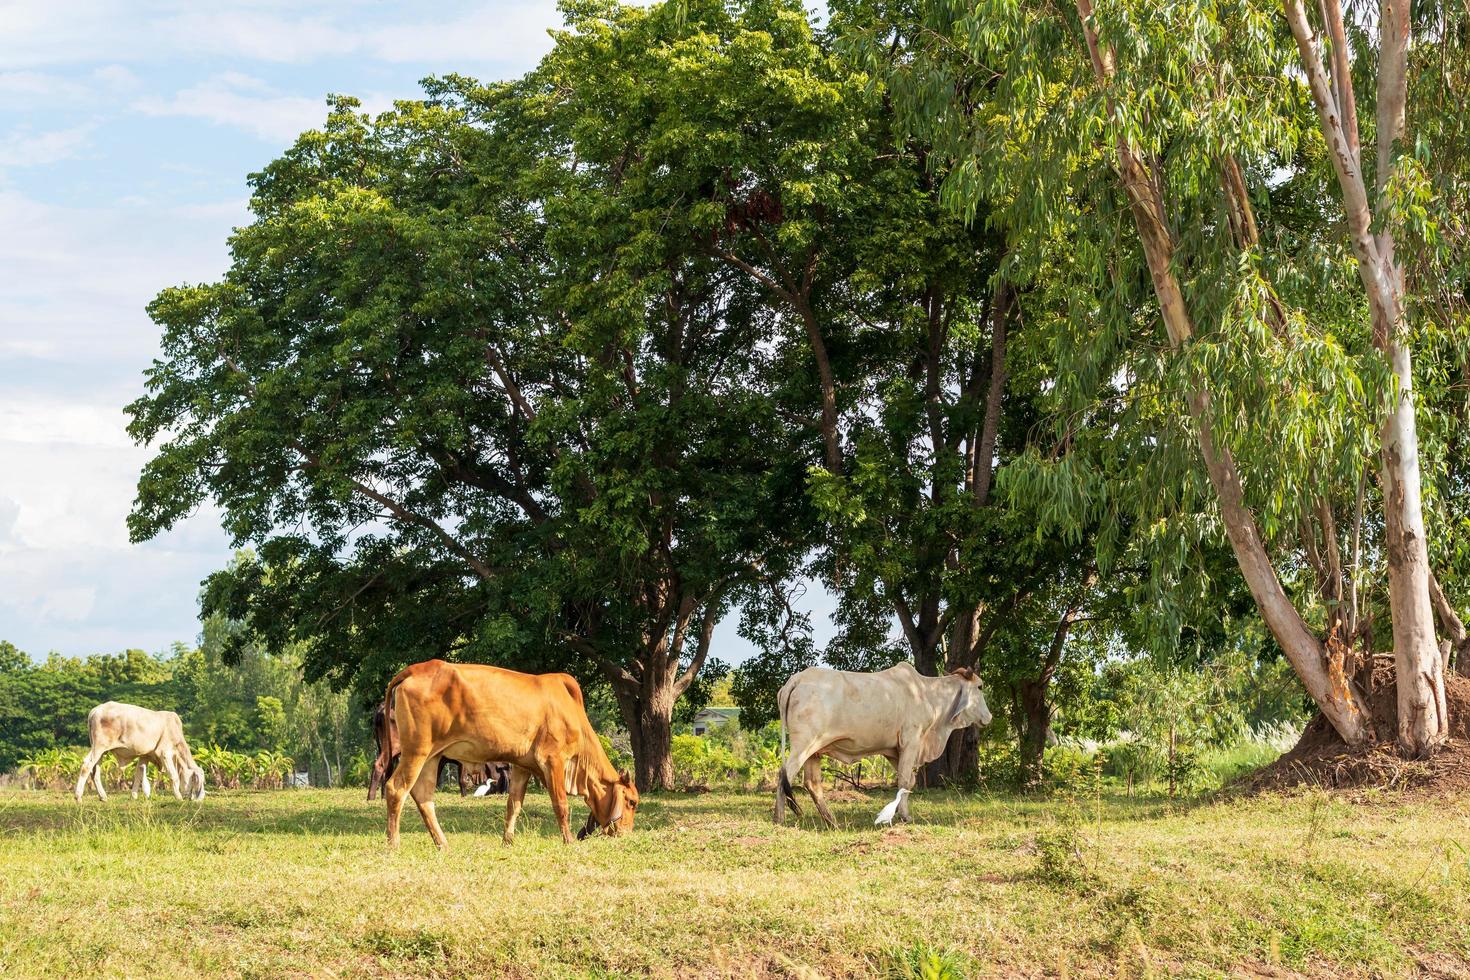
[873,788,910,826]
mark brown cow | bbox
[379,660,638,848]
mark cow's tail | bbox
[774,680,800,823]
[372,667,414,801]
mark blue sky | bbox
[0,0,834,662]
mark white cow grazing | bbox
[774,664,992,828]
[74,702,206,802]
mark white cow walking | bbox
[774,663,992,827]
[74,701,207,802]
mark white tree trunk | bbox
[1285,0,1448,755]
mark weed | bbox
[1033,820,1092,888]
[882,941,971,980]
[361,927,452,963]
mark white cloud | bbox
[133,73,328,143]
[0,542,223,654]
[0,70,91,103]
[0,123,93,167]
[91,64,141,92]
[154,10,360,63]
[0,399,134,451]
[0,0,581,658]
[0,0,564,69]
[0,497,19,547]
[0,182,240,655]
[0,66,137,106]
[0,398,230,653]
[358,4,561,64]
[0,188,243,367]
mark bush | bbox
[671,734,744,790]
[343,750,374,787]
[19,747,83,789]
[599,734,634,775]
[194,744,295,790]
[1042,742,1096,789]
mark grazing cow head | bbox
[578,770,640,840]
[186,763,207,801]
[608,770,639,835]
[946,668,993,728]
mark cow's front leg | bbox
[894,745,920,823]
[160,754,185,800]
[503,766,532,844]
[544,758,573,844]
[75,748,106,802]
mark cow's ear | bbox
[945,686,969,726]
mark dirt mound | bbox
[1245,659,1470,797]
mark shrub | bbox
[671,734,744,790]
[343,750,374,787]
[1042,742,1096,789]
[195,745,291,789]
[19,747,83,789]
[881,941,971,980]
[598,734,634,775]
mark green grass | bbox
[0,786,1466,978]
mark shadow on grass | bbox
[0,785,1225,842]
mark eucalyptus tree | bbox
[853,0,1467,755]
[128,75,807,791]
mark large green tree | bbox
[129,52,807,789]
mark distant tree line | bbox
[0,627,368,784]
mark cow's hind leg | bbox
[386,751,430,848]
[410,755,449,850]
[774,765,802,824]
[75,747,106,802]
[803,756,837,830]
[503,766,532,844]
[778,738,828,824]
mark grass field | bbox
[1,785,1467,978]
